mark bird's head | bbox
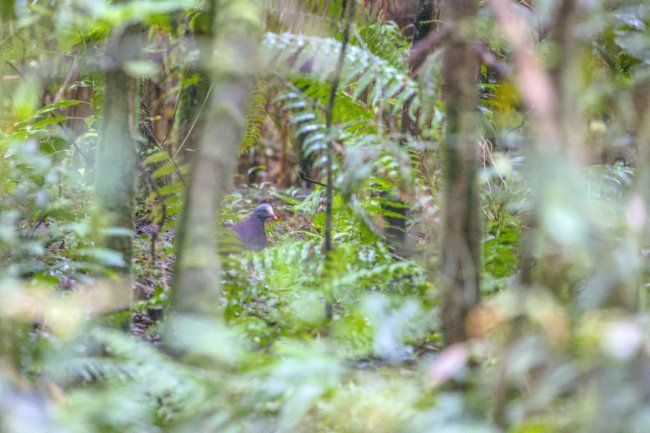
[253,204,278,222]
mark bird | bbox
[230,204,278,251]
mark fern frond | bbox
[56,357,140,384]
[47,328,207,424]
[242,78,270,151]
[141,148,187,227]
[273,84,328,162]
[339,131,418,196]
[263,32,420,116]
[292,76,374,133]
[357,21,410,70]
[416,50,445,138]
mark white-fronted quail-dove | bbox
[231,204,277,251]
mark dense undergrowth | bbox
[0,120,511,431]
[3,1,650,433]
[3,126,649,433]
[3,121,638,432]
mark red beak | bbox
[271,211,278,220]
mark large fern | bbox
[262,31,420,116]
[250,27,436,215]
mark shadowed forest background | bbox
[2,0,650,432]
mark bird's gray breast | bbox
[232,218,267,251]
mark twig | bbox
[407,25,449,76]
[139,92,186,183]
[299,170,328,188]
[53,56,80,104]
[324,0,356,254]
[473,42,510,77]
[160,66,186,150]
[171,82,213,161]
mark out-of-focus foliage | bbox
[0,97,122,282]
[2,1,650,433]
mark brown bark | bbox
[439,0,481,345]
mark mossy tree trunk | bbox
[439,0,481,345]
[171,0,263,316]
[95,28,139,275]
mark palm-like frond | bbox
[262,31,420,116]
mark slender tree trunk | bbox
[171,0,263,316]
[171,7,216,164]
[95,28,138,274]
[439,0,481,345]
[488,0,560,295]
[633,78,650,309]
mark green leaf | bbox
[143,151,171,165]
[12,76,41,121]
[36,99,84,116]
[32,116,74,129]
[152,163,175,179]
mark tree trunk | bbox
[170,0,263,316]
[439,0,481,345]
[95,28,138,275]
[171,7,216,164]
